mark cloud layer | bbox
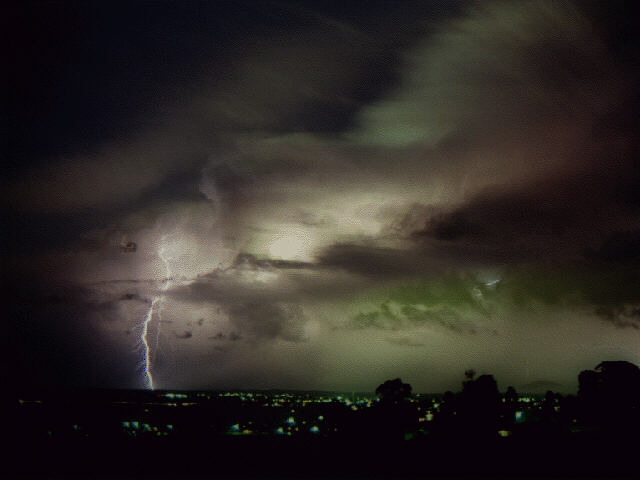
[4,1,640,391]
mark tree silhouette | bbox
[501,385,518,429]
[433,390,458,436]
[505,386,517,404]
[458,372,500,437]
[540,390,560,426]
[578,360,640,430]
[462,374,499,399]
[375,378,412,404]
[372,378,415,440]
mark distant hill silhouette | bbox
[520,380,566,393]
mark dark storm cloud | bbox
[400,304,478,335]
[316,243,434,278]
[354,0,622,147]
[232,253,316,271]
[5,279,139,316]
[374,0,640,268]
[3,0,414,221]
[209,332,241,342]
[119,292,145,302]
[346,301,478,335]
[594,306,640,330]
[198,160,253,217]
[169,264,321,343]
[3,280,141,388]
[473,264,640,329]
[386,337,425,348]
[2,131,208,214]
[353,0,639,261]
[173,253,373,307]
[588,230,640,264]
[175,227,640,334]
[4,1,414,166]
[408,115,640,265]
[225,302,307,344]
[315,236,640,330]
[5,0,640,391]
[334,0,640,332]
[411,179,603,264]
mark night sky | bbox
[2,0,639,393]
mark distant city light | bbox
[13,387,563,442]
[164,393,187,400]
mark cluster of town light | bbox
[121,420,174,437]
[229,414,325,436]
[19,391,560,440]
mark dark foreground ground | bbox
[3,432,636,480]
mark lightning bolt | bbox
[139,233,175,390]
[140,297,159,389]
[155,237,174,353]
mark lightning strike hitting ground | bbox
[139,233,180,389]
[140,297,159,389]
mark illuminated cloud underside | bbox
[3,0,639,392]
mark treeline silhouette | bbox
[3,360,639,478]
[338,360,640,442]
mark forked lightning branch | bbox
[139,233,179,390]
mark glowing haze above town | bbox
[3,1,639,393]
